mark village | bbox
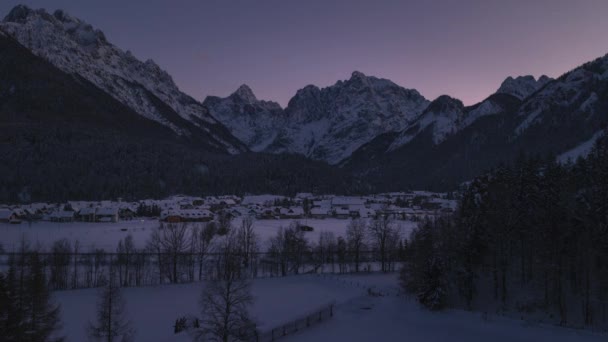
[0,192,456,226]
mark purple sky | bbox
[2,0,608,106]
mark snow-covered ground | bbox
[52,273,606,342]
[0,218,418,252]
[55,274,365,342]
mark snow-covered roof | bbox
[160,209,214,219]
[331,197,365,206]
[51,211,74,218]
[0,209,14,220]
[79,207,96,215]
[96,207,118,216]
[310,207,330,215]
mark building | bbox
[310,207,330,219]
[0,209,17,223]
[78,207,96,222]
[50,210,75,223]
[96,208,119,223]
[160,209,214,223]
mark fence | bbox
[256,302,335,342]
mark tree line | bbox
[401,136,608,329]
[0,216,409,291]
[0,213,412,341]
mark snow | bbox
[389,96,465,150]
[52,273,607,342]
[288,295,606,342]
[210,70,429,164]
[580,92,598,112]
[54,275,365,342]
[462,99,502,127]
[0,218,418,251]
[557,131,605,164]
[515,108,543,134]
[0,6,244,154]
[204,85,284,151]
[496,75,552,100]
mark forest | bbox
[402,135,608,329]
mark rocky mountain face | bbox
[208,71,429,164]
[2,4,607,196]
[0,5,246,154]
[0,31,359,202]
[203,85,285,151]
[275,71,430,164]
[343,55,608,190]
[496,75,552,100]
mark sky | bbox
[1,0,608,107]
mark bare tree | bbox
[71,240,80,289]
[316,231,336,272]
[147,223,191,283]
[368,215,398,272]
[197,234,254,342]
[268,222,309,276]
[116,235,135,287]
[236,216,259,272]
[87,271,134,342]
[217,212,232,236]
[191,223,217,281]
[50,239,71,290]
[346,219,367,272]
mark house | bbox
[119,207,136,220]
[310,207,330,219]
[96,208,119,223]
[160,209,214,223]
[50,210,75,223]
[279,207,304,219]
[0,209,17,223]
[359,208,376,219]
[333,207,350,219]
[78,207,97,222]
[330,197,365,209]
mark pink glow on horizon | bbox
[2,0,608,106]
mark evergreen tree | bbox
[87,271,134,342]
[24,253,64,342]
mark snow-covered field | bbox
[0,218,418,251]
[55,274,366,342]
[52,273,606,342]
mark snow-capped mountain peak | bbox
[204,85,284,151]
[263,72,430,164]
[231,84,258,103]
[497,75,552,100]
[0,5,246,154]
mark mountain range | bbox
[0,5,606,200]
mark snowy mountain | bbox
[388,94,510,151]
[514,58,607,135]
[0,5,246,154]
[208,71,429,164]
[272,71,429,164]
[203,85,285,151]
[496,75,552,100]
[344,55,608,191]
